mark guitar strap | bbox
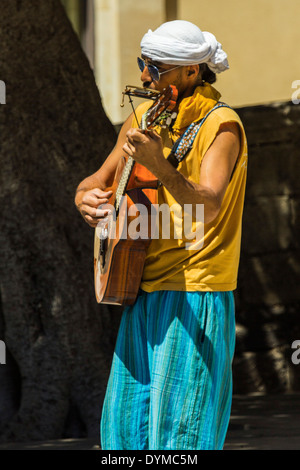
[167,102,232,168]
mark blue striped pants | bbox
[100,290,235,450]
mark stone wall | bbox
[233,101,300,394]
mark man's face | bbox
[140,55,185,94]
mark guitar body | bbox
[94,85,178,305]
[94,158,158,305]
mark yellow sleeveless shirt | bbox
[131,83,248,292]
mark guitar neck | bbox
[115,156,134,212]
[115,112,149,212]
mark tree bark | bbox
[0,0,122,441]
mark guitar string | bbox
[115,102,147,213]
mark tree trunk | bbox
[0,0,122,442]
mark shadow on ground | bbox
[0,393,300,450]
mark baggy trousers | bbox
[100,290,236,450]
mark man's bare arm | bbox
[123,121,240,224]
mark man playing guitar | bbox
[75,20,247,450]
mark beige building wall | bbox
[63,0,300,124]
[94,0,166,124]
[177,0,300,108]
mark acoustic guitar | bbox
[94,85,178,305]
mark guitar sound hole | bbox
[100,237,108,270]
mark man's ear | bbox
[186,65,199,77]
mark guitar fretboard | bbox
[114,112,148,212]
[115,156,134,212]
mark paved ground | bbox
[225,392,300,450]
[0,393,300,451]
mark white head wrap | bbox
[140,20,229,74]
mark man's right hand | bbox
[74,113,135,228]
[75,188,113,228]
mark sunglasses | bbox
[137,57,182,82]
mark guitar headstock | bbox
[145,85,178,129]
